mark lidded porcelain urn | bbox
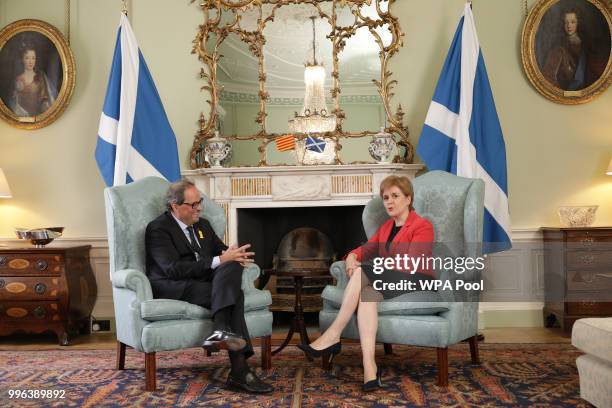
[368,127,398,164]
[204,131,232,168]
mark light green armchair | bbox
[319,170,484,386]
[104,177,273,391]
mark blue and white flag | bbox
[95,14,180,187]
[305,136,326,153]
[416,3,511,253]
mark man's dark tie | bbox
[187,226,201,256]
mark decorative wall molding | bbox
[0,225,549,327]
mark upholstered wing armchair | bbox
[319,170,484,386]
[104,177,273,391]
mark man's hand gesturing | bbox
[220,244,255,266]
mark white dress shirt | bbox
[171,213,220,269]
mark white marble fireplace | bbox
[183,164,423,245]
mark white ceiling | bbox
[216,2,391,98]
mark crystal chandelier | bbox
[288,17,336,134]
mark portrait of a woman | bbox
[10,45,58,116]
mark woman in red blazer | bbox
[298,175,435,391]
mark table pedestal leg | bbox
[272,276,311,359]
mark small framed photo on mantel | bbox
[0,19,75,129]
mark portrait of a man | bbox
[535,0,611,91]
[0,30,62,117]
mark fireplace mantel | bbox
[183,164,424,243]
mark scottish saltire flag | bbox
[305,136,326,153]
[416,3,511,253]
[95,14,180,187]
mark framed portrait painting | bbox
[522,0,612,104]
[0,19,75,129]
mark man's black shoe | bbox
[202,329,246,351]
[226,370,274,394]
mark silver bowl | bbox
[15,227,64,247]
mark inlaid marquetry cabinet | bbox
[0,246,97,345]
[542,227,612,333]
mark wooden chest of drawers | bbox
[0,246,97,345]
[542,227,612,333]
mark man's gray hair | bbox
[165,179,196,210]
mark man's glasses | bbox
[180,198,203,209]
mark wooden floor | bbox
[0,327,570,351]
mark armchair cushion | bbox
[321,286,449,315]
[141,290,272,322]
[140,299,211,321]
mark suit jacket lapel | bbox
[164,212,196,253]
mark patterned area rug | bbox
[0,343,589,407]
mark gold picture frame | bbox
[521,0,612,104]
[189,0,411,168]
[0,19,76,129]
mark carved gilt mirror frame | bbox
[189,0,411,168]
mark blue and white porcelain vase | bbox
[204,131,232,168]
[368,127,398,164]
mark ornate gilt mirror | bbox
[189,0,411,168]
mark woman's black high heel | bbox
[297,342,342,366]
[362,368,384,392]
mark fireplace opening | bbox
[237,206,367,312]
[237,206,366,270]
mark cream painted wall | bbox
[0,0,611,239]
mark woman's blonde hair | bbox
[379,175,414,211]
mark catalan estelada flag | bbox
[275,134,295,152]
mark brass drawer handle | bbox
[579,237,594,246]
[32,306,46,319]
[34,283,46,294]
[0,256,6,266]
[579,254,595,265]
[35,260,48,271]
[0,279,4,289]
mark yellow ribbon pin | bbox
[198,229,204,239]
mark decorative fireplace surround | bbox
[183,164,423,245]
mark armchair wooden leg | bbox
[116,341,126,370]
[436,347,448,387]
[383,343,393,355]
[145,352,156,392]
[468,335,480,364]
[261,335,272,370]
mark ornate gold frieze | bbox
[231,177,272,197]
[332,175,373,194]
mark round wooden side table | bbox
[268,267,330,357]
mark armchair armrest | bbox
[241,263,273,310]
[241,263,261,292]
[330,261,349,289]
[112,269,153,302]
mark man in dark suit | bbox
[145,179,273,394]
